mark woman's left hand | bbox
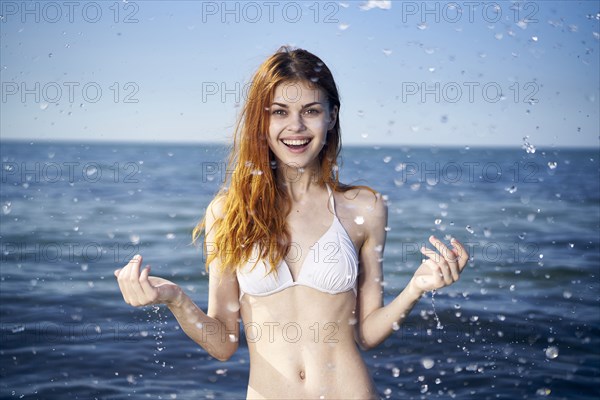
[410,235,469,293]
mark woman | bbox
[114,46,469,399]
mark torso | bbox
[240,288,376,399]
[237,185,379,399]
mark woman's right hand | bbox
[114,254,183,307]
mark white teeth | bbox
[282,139,310,146]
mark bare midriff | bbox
[240,286,378,400]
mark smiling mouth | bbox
[281,138,312,149]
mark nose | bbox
[286,112,306,132]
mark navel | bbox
[299,370,306,380]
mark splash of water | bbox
[431,290,444,330]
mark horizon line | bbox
[0,137,597,151]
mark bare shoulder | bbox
[334,185,387,248]
[335,185,387,219]
[204,193,225,230]
[206,193,227,222]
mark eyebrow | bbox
[271,101,323,108]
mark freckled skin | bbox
[114,81,469,399]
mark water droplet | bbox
[382,49,392,56]
[48,52,53,58]
[11,325,25,333]
[338,23,350,30]
[129,234,140,245]
[531,36,538,42]
[434,219,442,225]
[562,291,572,299]
[421,357,435,370]
[40,103,49,110]
[2,202,12,215]
[483,227,492,238]
[354,216,365,225]
[440,115,448,123]
[81,263,88,271]
[226,301,240,312]
[522,136,536,154]
[426,176,438,186]
[417,22,427,30]
[516,20,528,29]
[420,384,429,393]
[383,156,392,163]
[536,388,551,396]
[465,225,474,234]
[547,161,557,169]
[166,233,175,240]
[506,185,517,194]
[545,346,559,359]
[392,367,400,378]
[86,166,98,177]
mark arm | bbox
[166,264,240,362]
[114,196,240,361]
[355,194,469,350]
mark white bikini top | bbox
[236,185,359,300]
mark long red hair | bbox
[193,46,368,274]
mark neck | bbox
[275,161,323,201]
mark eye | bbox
[271,109,286,116]
[304,108,321,115]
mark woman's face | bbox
[267,80,338,170]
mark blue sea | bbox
[0,141,598,399]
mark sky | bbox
[1,0,599,148]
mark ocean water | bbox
[0,141,598,399]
